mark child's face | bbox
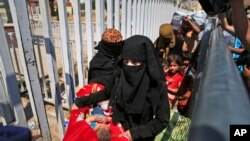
[169,61,180,74]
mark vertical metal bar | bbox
[8,1,52,140]
[160,0,164,24]
[58,0,76,109]
[73,0,85,88]
[131,0,137,35]
[0,30,15,124]
[85,0,94,66]
[136,0,141,34]
[8,32,26,92]
[154,0,160,41]
[165,1,169,22]
[170,3,176,23]
[148,0,153,39]
[33,38,48,99]
[38,0,65,139]
[143,0,149,36]
[139,0,145,35]
[151,0,156,41]
[121,0,127,38]
[8,33,20,75]
[0,91,7,126]
[9,2,39,126]
[107,0,113,28]
[114,0,120,30]
[95,0,105,42]
[126,0,132,38]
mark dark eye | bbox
[123,59,129,64]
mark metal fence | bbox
[188,19,250,141]
[2,0,250,141]
[0,0,188,140]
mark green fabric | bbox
[154,110,191,141]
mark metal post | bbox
[85,0,94,65]
[131,0,137,35]
[73,0,85,88]
[33,38,48,99]
[136,0,141,34]
[58,0,76,109]
[126,0,132,38]
[38,0,65,139]
[95,0,105,42]
[121,0,127,38]
[107,0,113,28]
[114,0,120,30]
[139,0,145,35]
[8,1,51,140]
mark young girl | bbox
[165,54,184,106]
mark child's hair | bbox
[96,126,111,141]
[168,54,182,66]
[182,52,192,62]
[160,58,169,67]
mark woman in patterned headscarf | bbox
[88,28,123,87]
[73,28,123,114]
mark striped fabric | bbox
[154,110,191,141]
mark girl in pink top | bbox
[165,54,184,106]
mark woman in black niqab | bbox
[111,35,170,141]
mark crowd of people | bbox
[63,0,250,140]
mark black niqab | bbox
[88,40,122,86]
[115,35,165,114]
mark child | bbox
[165,54,184,106]
[84,115,111,141]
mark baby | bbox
[76,113,111,141]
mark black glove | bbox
[74,74,118,108]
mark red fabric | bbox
[166,73,184,90]
[76,83,104,97]
[166,73,184,103]
[63,108,128,141]
[64,82,127,141]
[63,108,98,141]
[178,90,192,110]
[110,121,129,141]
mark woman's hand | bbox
[119,130,132,141]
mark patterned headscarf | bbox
[102,28,123,43]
